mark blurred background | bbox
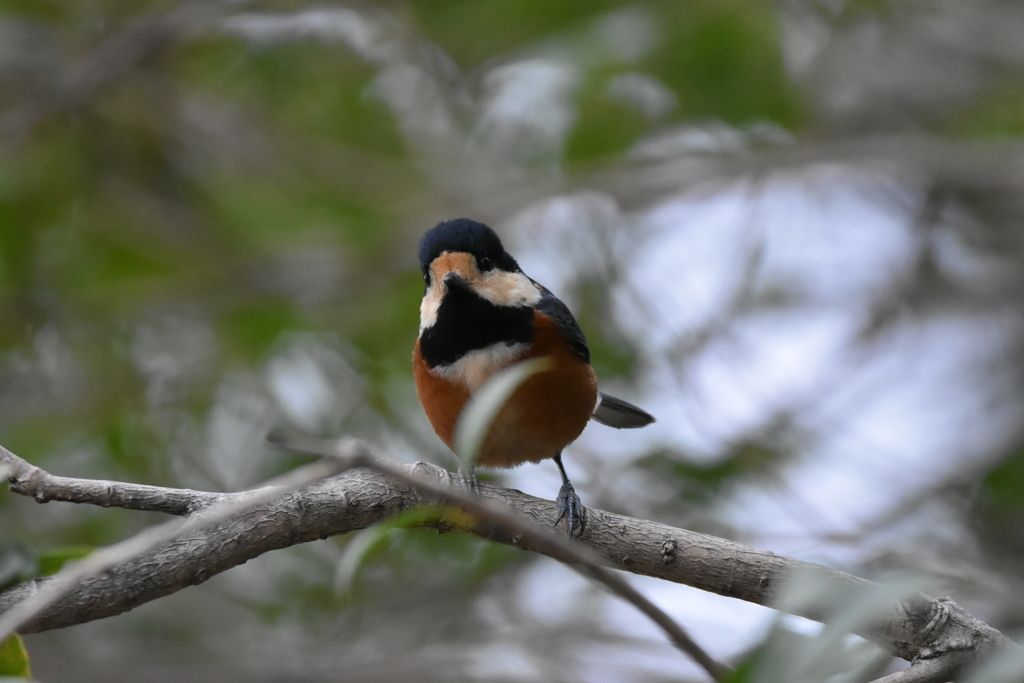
[3,0,1024,681]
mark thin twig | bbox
[1,444,218,515]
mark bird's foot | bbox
[554,482,586,537]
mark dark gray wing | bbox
[591,392,655,428]
[535,285,590,363]
[533,285,653,428]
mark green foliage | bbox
[953,86,1024,140]
[333,506,506,595]
[346,270,424,415]
[104,411,162,476]
[978,448,1024,552]
[361,525,522,594]
[212,178,390,251]
[223,302,305,365]
[0,541,95,591]
[36,545,94,576]
[0,634,32,679]
[178,39,403,154]
[565,71,654,163]
[651,2,804,128]
[638,442,781,504]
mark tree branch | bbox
[872,657,961,683]
[1,445,219,515]
[0,443,350,644]
[0,441,1015,679]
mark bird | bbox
[413,218,654,536]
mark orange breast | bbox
[413,311,598,468]
[413,337,470,449]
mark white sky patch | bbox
[499,169,1023,665]
[266,352,338,431]
[515,560,592,627]
[606,72,677,119]
[468,59,579,165]
[723,309,1024,554]
[585,575,786,681]
[614,188,764,352]
[465,643,543,681]
[753,171,918,302]
[507,191,622,299]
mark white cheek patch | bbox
[429,342,529,391]
[419,281,443,334]
[475,271,541,307]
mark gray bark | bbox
[0,444,1015,681]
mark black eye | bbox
[478,256,494,272]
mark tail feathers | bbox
[590,392,655,429]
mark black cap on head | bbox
[418,219,520,277]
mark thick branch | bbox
[0,444,1014,674]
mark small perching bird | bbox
[413,219,654,535]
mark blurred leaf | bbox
[776,571,917,665]
[333,507,452,594]
[37,545,94,576]
[723,651,756,683]
[375,527,521,591]
[734,618,890,683]
[334,524,396,596]
[0,634,31,679]
[454,357,551,468]
[737,571,917,683]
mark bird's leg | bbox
[458,464,480,495]
[553,453,585,537]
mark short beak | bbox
[443,272,470,290]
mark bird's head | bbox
[418,219,541,334]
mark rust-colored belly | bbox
[413,310,597,468]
